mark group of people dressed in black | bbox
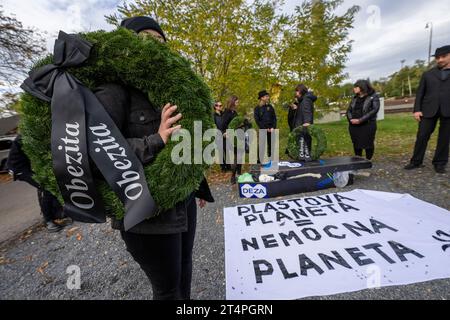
[214,90,279,184]
[213,79,383,184]
[214,42,450,183]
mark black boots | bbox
[45,221,63,233]
[404,163,446,174]
[404,163,424,170]
[434,165,447,174]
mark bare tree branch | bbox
[0,5,46,86]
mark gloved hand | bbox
[274,172,287,181]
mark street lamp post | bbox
[426,22,433,65]
[408,73,412,97]
[401,59,406,97]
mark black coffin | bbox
[238,157,372,199]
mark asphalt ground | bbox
[0,157,449,300]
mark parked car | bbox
[0,135,17,172]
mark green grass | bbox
[278,113,438,161]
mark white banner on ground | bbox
[224,189,450,300]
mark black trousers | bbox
[219,137,230,171]
[18,174,62,222]
[231,162,242,177]
[258,130,273,162]
[305,133,312,155]
[410,114,450,167]
[37,190,63,222]
[120,195,197,300]
[231,146,243,176]
[354,148,375,160]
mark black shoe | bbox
[55,217,73,227]
[46,221,63,233]
[434,166,447,174]
[230,175,237,185]
[404,163,424,170]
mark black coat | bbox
[254,103,277,129]
[214,111,225,132]
[289,93,317,131]
[288,107,296,132]
[347,92,380,123]
[414,67,450,118]
[221,109,238,131]
[94,83,214,235]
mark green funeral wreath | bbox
[287,125,327,161]
[19,28,214,219]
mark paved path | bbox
[385,104,414,113]
[0,177,41,244]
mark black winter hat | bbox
[433,45,450,57]
[258,90,270,100]
[120,16,166,42]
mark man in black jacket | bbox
[289,84,317,157]
[94,16,214,300]
[405,45,450,174]
[254,90,277,160]
[291,84,316,129]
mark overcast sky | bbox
[2,0,450,85]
